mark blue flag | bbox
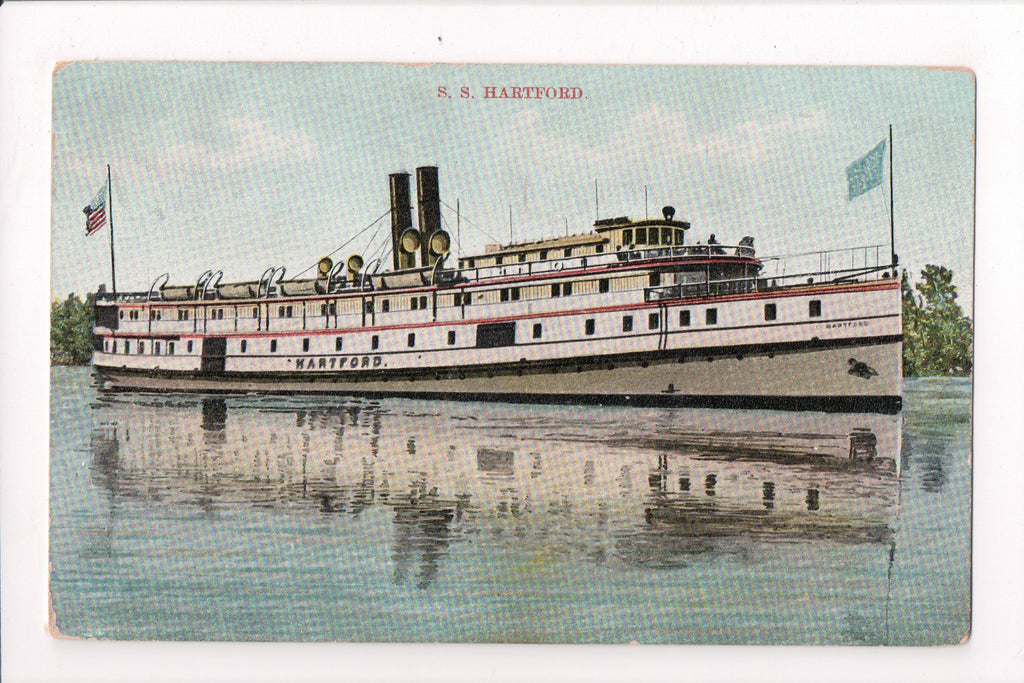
[846,139,886,200]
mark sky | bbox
[51,63,974,310]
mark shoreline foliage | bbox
[901,265,973,377]
[50,293,95,365]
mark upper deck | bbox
[92,236,896,312]
[93,231,760,306]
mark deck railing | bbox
[94,242,892,304]
[643,243,896,303]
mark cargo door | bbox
[475,321,516,348]
[200,337,227,373]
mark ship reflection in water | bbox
[90,394,901,587]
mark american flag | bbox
[83,185,107,236]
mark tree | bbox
[901,265,973,376]
[50,293,95,365]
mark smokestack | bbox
[416,166,441,267]
[389,172,413,270]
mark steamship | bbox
[92,166,902,412]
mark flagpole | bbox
[107,164,117,298]
[889,125,896,269]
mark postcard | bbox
[48,61,973,647]
[5,4,1021,683]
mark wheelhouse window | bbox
[764,303,777,321]
[635,228,647,245]
[623,229,633,245]
[809,299,822,317]
[563,247,572,257]
[706,308,718,325]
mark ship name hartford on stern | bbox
[91,165,903,413]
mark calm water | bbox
[49,367,970,644]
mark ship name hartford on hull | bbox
[92,166,903,412]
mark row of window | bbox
[464,243,607,268]
[563,298,822,338]
[117,274,644,322]
[621,227,687,247]
[107,339,195,355]
[107,299,824,356]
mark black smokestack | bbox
[389,172,413,270]
[416,166,441,266]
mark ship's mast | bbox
[107,164,117,298]
[889,124,896,269]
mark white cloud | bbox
[590,104,829,169]
[217,114,317,168]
